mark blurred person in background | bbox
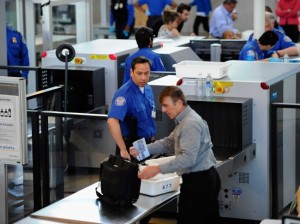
[275,0,300,43]
[123,27,165,84]
[265,5,284,32]
[110,0,135,39]
[157,10,181,38]
[134,0,177,28]
[239,30,278,61]
[263,11,298,58]
[189,0,212,36]
[6,25,29,79]
[209,0,241,39]
[152,3,191,37]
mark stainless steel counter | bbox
[16,182,179,224]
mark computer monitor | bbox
[220,39,247,61]
[189,39,220,61]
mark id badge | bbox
[151,106,156,118]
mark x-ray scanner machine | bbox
[149,60,300,221]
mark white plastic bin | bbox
[139,156,180,196]
[173,60,231,79]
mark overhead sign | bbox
[0,77,27,165]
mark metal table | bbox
[16,182,179,224]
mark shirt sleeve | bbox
[152,56,166,71]
[110,9,114,26]
[123,57,131,84]
[189,0,196,6]
[20,35,29,78]
[108,92,128,121]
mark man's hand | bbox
[129,146,139,158]
[138,166,160,179]
[232,12,238,21]
[120,149,131,160]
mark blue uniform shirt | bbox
[190,0,212,16]
[123,48,166,84]
[265,28,296,58]
[137,0,173,16]
[108,79,156,139]
[239,39,264,61]
[6,26,29,78]
[248,29,296,59]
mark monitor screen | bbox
[220,39,247,61]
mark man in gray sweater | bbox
[130,86,221,223]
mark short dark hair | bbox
[177,3,191,13]
[159,86,187,106]
[131,56,151,71]
[224,0,237,4]
[265,5,273,13]
[162,10,179,24]
[258,30,278,46]
[135,27,153,48]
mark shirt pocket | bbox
[134,103,148,124]
[10,43,21,57]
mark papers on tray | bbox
[133,138,150,161]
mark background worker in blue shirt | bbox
[107,56,156,160]
[264,11,298,58]
[123,27,166,84]
[110,0,135,39]
[6,26,29,78]
[189,0,212,36]
[134,0,177,28]
[209,0,241,39]
[239,30,278,61]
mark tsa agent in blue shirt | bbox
[239,31,278,61]
[265,28,297,58]
[209,0,241,38]
[6,26,29,78]
[108,56,156,160]
[123,27,165,84]
[264,11,299,58]
[134,0,177,28]
[110,0,135,39]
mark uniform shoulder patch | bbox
[114,96,126,106]
[283,35,292,42]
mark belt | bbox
[123,136,155,143]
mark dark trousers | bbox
[281,25,299,43]
[115,19,135,39]
[193,16,209,36]
[147,15,161,28]
[8,71,22,77]
[177,167,221,224]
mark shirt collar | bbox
[175,105,192,124]
[129,79,147,94]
